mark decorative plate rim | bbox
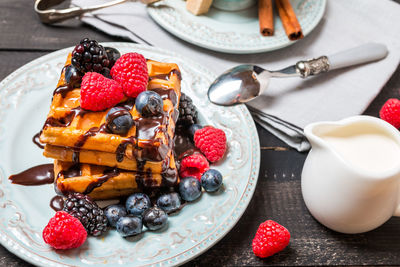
[147,0,326,54]
[0,42,261,266]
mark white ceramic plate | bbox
[0,43,260,266]
[147,0,326,54]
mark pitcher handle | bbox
[394,206,400,217]
[394,192,400,216]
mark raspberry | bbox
[179,153,209,180]
[42,211,87,250]
[252,220,290,258]
[379,98,400,129]
[111,53,148,98]
[194,126,226,162]
[80,72,124,111]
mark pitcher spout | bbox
[303,121,333,149]
[304,115,400,177]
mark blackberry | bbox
[104,47,121,68]
[177,93,198,126]
[63,193,108,236]
[71,38,110,73]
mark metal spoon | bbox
[208,43,389,106]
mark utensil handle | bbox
[34,0,159,24]
[328,43,388,70]
[394,189,400,217]
[35,0,129,24]
[294,43,388,78]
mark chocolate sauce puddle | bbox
[32,132,44,149]
[9,164,54,186]
[50,195,64,211]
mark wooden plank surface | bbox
[0,0,400,266]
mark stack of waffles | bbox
[40,54,181,200]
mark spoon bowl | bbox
[208,65,270,106]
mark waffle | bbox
[44,144,178,173]
[39,52,182,199]
[40,53,181,168]
[54,160,167,200]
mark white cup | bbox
[212,0,256,11]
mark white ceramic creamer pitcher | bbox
[301,115,400,234]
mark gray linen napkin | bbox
[71,0,400,151]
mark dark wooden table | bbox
[1,1,400,266]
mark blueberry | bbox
[188,124,203,139]
[143,206,168,231]
[135,91,163,117]
[104,47,121,67]
[156,192,181,213]
[116,215,143,237]
[104,204,127,228]
[179,177,202,202]
[106,107,134,135]
[126,193,151,216]
[64,64,82,88]
[201,169,223,192]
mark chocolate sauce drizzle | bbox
[149,69,182,82]
[32,132,44,149]
[116,137,136,163]
[174,126,199,159]
[43,106,90,129]
[151,87,178,107]
[57,164,82,179]
[83,168,120,194]
[116,99,135,111]
[72,126,108,163]
[9,164,54,186]
[105,109,131,126]
[53,64,82,98]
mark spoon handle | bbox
[295,43,388,78]
[328,43,388,70]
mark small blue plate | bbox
[148,0,326,54]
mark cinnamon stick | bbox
[275,0,303,41]
[258,0,274,36]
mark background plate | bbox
[147,0,326,54]
[0,43,260,266]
